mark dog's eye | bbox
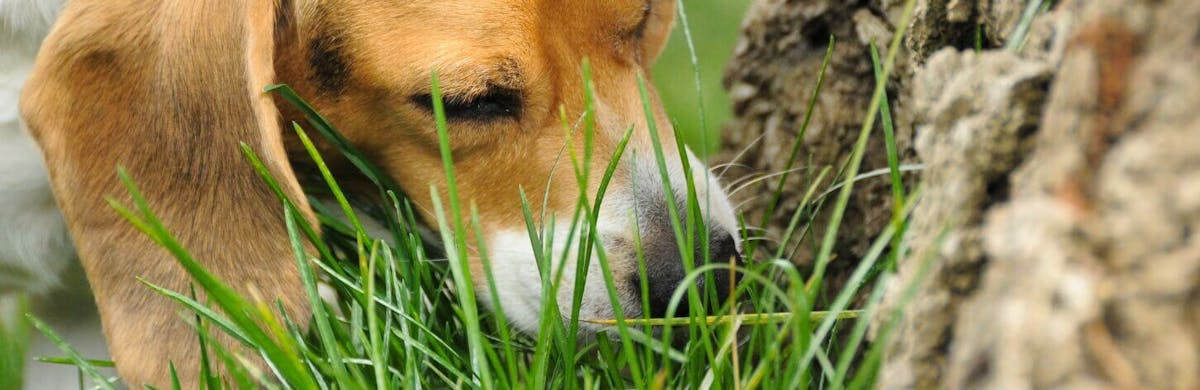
[412,87,522,122]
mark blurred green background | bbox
[652,1,751,158]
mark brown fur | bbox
[21,0,682,387]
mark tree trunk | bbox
[722,0,1200,388]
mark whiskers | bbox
[712,132,766,181]
[724,166,812,197]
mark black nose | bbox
[637,231,743,319]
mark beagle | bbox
[8,0,740,387]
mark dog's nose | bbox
[640,231,742,319]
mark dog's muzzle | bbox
[634,228,743,318]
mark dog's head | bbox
[22,0,738,385]
[273,0,742,330]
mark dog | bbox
[8,0,741,386]
[1,0,71,298]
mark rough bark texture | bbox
[723,0,1200,388]
[722,0,915,269]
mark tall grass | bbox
[18,1,935,388]
[1,297,31,389]
[654,0,749,156]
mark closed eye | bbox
[412,86,523,122]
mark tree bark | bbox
[723,0,1200,388]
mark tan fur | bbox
[21,0,687,387]
[271,0,686,288]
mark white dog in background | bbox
[0,0,113,387]
[1,0,71,296]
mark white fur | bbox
[0,0,62,51]
[483,203,637,333]
[681,149,742,247]
[0,0,73,295]
[479,149,740,334]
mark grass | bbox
[1,296,31,389]
[653,0,751,157]
[13,1,941,388]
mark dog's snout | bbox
[638,231,742,319]
[709,233,741,268]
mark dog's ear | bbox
[21,0,311,386]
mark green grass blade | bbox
[584,310,860,327]
[468,205,519,387]
[869,42,906,212]
[796,189,920,380]
[0,296,30,389]
[34,357,117,368]
[805,0,917,295]
[111,168,316,388]
[830,274,891,389]
[746,35,836,260]
[292,124,366,236]
[137,280,255,347]
[673,0,710,156]
[427,70,493,389]
[266,85,403,193]
[283,207,352,384]
[848,226,947,389]
[27,314,116,390]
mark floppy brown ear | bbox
[21,0,312,386]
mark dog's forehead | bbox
[466,0,654,50]
[539,0,652,26]
[322,0,652,35]
[312,0,657,93]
